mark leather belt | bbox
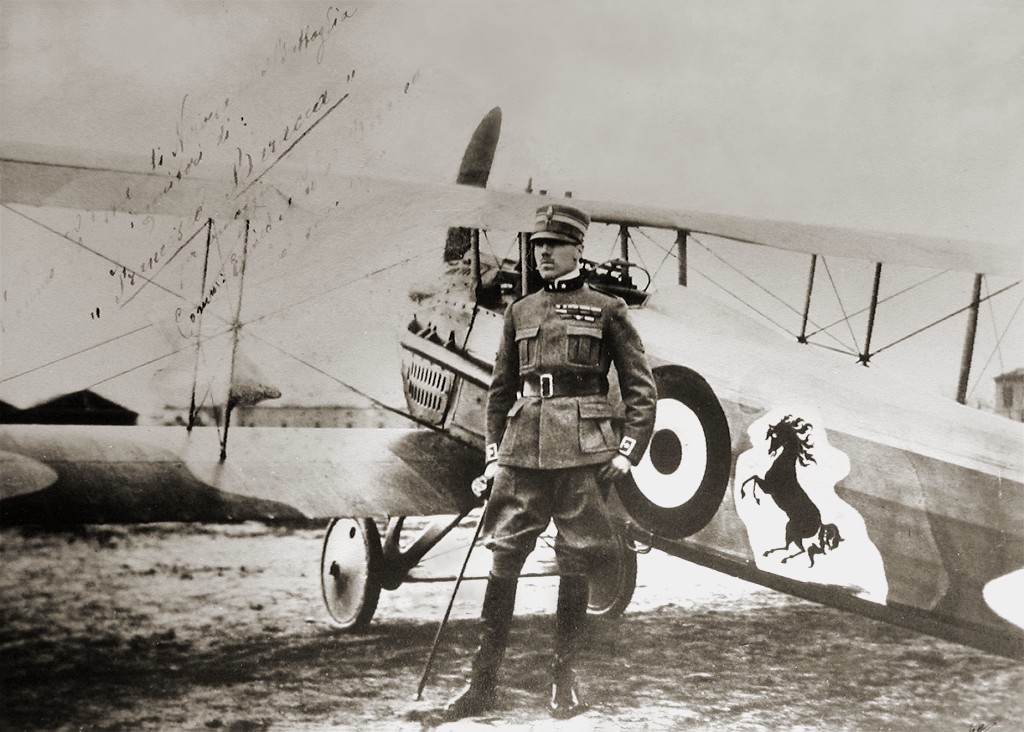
[521,373,606,398]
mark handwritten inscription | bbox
[259,5,357,73]
[175,270,229,337]
[72,2,398,335]
[233,89,334,186]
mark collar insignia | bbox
[543,274,585,293]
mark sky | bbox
[2,0,1022,414]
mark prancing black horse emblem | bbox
[741,415,843,567]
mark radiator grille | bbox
[402,355,455,425]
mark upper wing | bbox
[3,143,1020,277]
[2,142,1019,413]
[470,190,1023,278]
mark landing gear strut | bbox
[319,515,638,630]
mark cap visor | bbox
[530,232,579,244]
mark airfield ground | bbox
[1,522,1021,731]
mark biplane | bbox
[1,105,1022,661]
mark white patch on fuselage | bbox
[734,408,888,604]
[983,568,1024,630]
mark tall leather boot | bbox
[444,574,518,720]
[549,574,590,719]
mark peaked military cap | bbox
[532,203,590,245]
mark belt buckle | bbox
[540,373,554,398]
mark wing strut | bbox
[188,218,215,431]
[518,232,530,297]
[220,220,250,461]
[956,274,984,404]
[857,263,884,365]
[798,254,818,344]
[675,230,689,287]
[618,224,630,261]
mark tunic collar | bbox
[543,268,585,292]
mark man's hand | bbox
[471,461,500,499]
[598,454,632,483]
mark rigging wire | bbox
[235,93,352,198]
[820,256,861,355]
[688,265,798,341]
[691,235,805,319]
[2,203,247,357]
[626,226,858,354]
[5,81,358,324]
[804,269,949,340]
[603,227,619,261]
[118,220,210,308]
[245,329,455,437]
[626,228,651,273]
[872,281,1020,357]
[0,323,153,384]
[2,203,191,305]
[479,229,514,269]
[690,234,856,354]
[3,198,441,408]
[983,278,1007,375]
[634,226,675,280]
[240,247,437,329]
[651,243,676,284]
[967,293,1023,402]
[82,325,233,393]
[1,205,244,407]
[810,342,863,358]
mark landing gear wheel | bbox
[320,518,382,631]
[586,533,638,618]
[617,365,732,539]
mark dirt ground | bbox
[1,521,1021,732]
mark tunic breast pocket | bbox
[515,326,540,369]
[566,323,603,366]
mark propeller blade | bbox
[445,107,502,262]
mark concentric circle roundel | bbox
[616,365,731,539]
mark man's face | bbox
[534,239,582,280]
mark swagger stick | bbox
[415,483,491,701]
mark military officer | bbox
[445,203,657,720]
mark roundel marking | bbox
[616,364,732,540]
[649,429,682,474]
[632,398,708,509]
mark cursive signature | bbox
[232,88,338,186]
[259,5,357,73]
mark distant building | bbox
[994,368,1024,422]
[230,404,411,429]
[0,390,138,425]
[168,404,411,429]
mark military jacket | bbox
[485,276,657,470]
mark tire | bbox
[320,517,383,631]
[616,365,732,539]
[587,532,638,618]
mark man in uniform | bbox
[445,203,657,720]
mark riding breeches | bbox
[482,464,618,579]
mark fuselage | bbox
[400,275,1024,657]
